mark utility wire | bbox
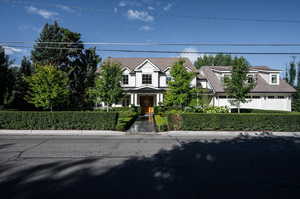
[4,45,300,55]
[3,41,300,47]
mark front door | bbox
[140,96,154,115]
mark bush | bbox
[0,111,117,130]
[116,110,138,131]
[230,108,289,113]
[154,115,168,131]
[168,113,300,132]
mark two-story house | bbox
[100,57,296,113]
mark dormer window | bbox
[142,74,152,84]
[122,75,128,85]
[166,76,172,84]
[271,74,278,85]
[247,75,254,83]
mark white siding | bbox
[214,94,292,111]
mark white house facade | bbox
[101,57,296,113]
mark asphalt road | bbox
[1,134,300,199]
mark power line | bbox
[4,45,300,55]
[3,41,300,47]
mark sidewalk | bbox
[1,129,300,137]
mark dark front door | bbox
[140,96,154,115]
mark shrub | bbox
[116,110,138,131]
[154,115,168,131]
[0,111,117,130]
[230,108,289,113]
[168,113,300,132]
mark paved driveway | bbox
[1,134,300,198]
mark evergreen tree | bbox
[224,57,256,113]
[0,46,15,106]
[164,59,195,109]
[288,58,296,86]
[11,57,34,109]
[89,61,123,111]
[195,54,249,69]
[31,21,83,70]
[69,48,100,108]
[31,21,100,109]
[25,65,70,111]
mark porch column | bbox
[134,93,138,106]
[156,93,160,106]
[130,93,134,106]
[161,93,164,103]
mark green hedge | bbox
[0,111,118,130]
[154,115,168,132]
[168,113,300,132]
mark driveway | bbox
[1,134,300,198]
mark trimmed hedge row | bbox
[0,111,118,130]
[168,113,300,132]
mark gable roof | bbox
[201,66,296,93]
[209,65,281,72]
[104,57,196,72]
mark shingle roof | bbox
[200,66,296,93]
[104,57,196,72]
[209,65,281,72]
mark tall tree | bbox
[11,56,34,109]
[288,57,297,86]
[195,54,249,69]
[164,59,195,109]
[25,65,70,111]
[31,21,100,109]
[0,46,15,107]
[89,61,123,111]
[31,21,83,70]
[224,57,256,113]
[69,48,101,108]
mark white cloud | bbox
[127,9,154,22]
[139,25,153,31]
[163,3,173,11]
[119,1,127,7]
[3,46,23,55]
[148,6,155,10]
[26,6,58,19]
[56,5,74,13]
[180,48,203,63]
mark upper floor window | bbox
[247,75,254,83]
[271,74,278,84]
[122,75,129,85]
[166,76,172,84]
[142,74,152,84]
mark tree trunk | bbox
[237,101,240,114]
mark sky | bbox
[1,0,300,74]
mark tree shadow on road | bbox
[1,135,300,199]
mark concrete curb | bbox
[159,131,300,137]
[0,130,126,136]
[1,130,300,137]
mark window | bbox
[142,74,152,84]
[247,75,254,83]
[122,75,129,85]
[252,96,260,99]
[166,76,172,84]
[271,74,278,84]
[278,96,285,99]
[246,96,251,99]
[268,96,275,99]
[122,96,130,107]
[219,96,227,99]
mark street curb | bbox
[0,130,126,136]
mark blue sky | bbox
[1,0,300,74]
